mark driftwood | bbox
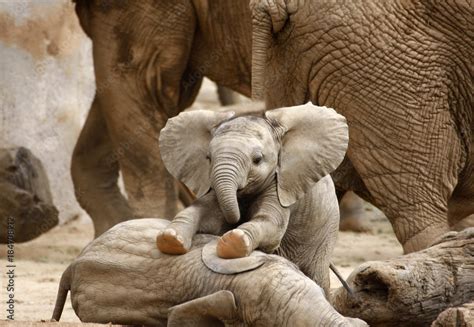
[432,302,474,326]
[332,228,474,326]
[0,147,58,243]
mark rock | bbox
[0,147,58,243]
[432,302,474,326]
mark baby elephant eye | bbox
[206,153,211,161]
[253,153,263,165]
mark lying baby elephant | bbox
[52,219,366,326]
[157,102,348,292]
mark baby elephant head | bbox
[159,102,348,224]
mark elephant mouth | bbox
[236,186,251,196]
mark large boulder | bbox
[0,147,58,243]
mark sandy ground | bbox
[0,80,403,323]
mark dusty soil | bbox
[0,80,403,323]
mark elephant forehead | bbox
[209,137,262,158]
[214,116,269,138]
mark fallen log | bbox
[332,228,474,326]
[431,302,474,327]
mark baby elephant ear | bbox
[202,240,267,274]
[265,102,349,207]
[168,290,238,327]
[159,110,234,197]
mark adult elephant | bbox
[71,0,253,236]
[72,0,367,238]
[251,0,474,252]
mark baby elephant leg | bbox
[157,191,226,254]
[217,204,291,259]
[156,209,199,255]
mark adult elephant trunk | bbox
[251,0,289,101]
[211,157,244,224]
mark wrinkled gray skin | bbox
[156,103,348,293]
[251,0,474,253]
[52,219,367,327]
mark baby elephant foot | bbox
[156,228,189,255]
[216,229,252,259]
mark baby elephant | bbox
[52,219,366,326]
[157,102,348,291]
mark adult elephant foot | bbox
[339,215,372,233]
[448,178,474,231]
[339,191,371,233]
[450,214,474,231]
[399,222,449,254]
[339,216,371,233]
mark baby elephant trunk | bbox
[211,159,243,224]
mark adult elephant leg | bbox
[339,191,371,233]
[448,138,474,230]
[348,102,462,253]
[86,1,198,220]
[72,97,133,236]
[217,85,239,106]
[448,188,474,231]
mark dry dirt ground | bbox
[0,80,402,323]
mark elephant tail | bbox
[51,264,72,322]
